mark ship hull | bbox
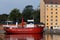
[4,27,44,33]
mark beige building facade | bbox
[40,0,60,29]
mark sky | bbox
[0,0,40,14]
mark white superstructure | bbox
[3,21,18,28]
[26,19,34,28]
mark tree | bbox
[0,14,8,24]
[22,5,34,22]
[32,9,40,23]
[9,8,22,22]
[0,14,8,21]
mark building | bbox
[40,0,60,29]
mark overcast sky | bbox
[0,0,40,14]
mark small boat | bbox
[3,18,44,33]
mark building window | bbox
[47,5,48,7]
[56,12,57,14]
[56,9,57,10]
[56,19,58,21]
[54,26,56,27]
[51,19,53,21]
[56,16,58,18]
[55,5,57,7]
[51,23,53,25]
[47,19,48,21]
[50,26,53,29]
[47,23,48,25]
[47,26,49,28]
[51,5,53,7]
[51,12,53,14]
[55,23,57,25]
[47,16,48,18]
[51,16,53,18]
[51,8,53,10]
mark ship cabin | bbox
[26,19,34,28]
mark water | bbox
[44,34,60,40]
[0,33,60,40]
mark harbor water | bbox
[0,33,60,40]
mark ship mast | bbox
[22,17,24,28]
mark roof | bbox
[44,0,60,4]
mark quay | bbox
[0,25,5,34]
[44,29,60,34]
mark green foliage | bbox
[0,14,8,24]
[0,5,40,24]
[9,8,22,22]
[34,9,40,23]
[29,9,40,23]
[22,5,40,23]
[22,5,34,22]
[0,14,8,21]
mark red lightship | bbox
[3,18,44,33]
